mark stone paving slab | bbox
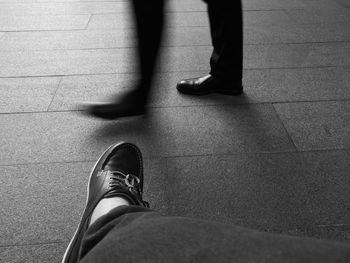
[48,67,350,112]
[87,11,292,30]
[165,150,350,241]
[243,42,350,69]
[0,29,135,51]
[243,67,350,103]
[161,43,350,73]
[0,1,206,16]
[0,105,295,165]
[274,101,350,151]
[1,151,348,262]
[4,0,340,17]
[245,23,350,44]
[0,49,134,77]
[246,42,350,68]
[0,158,166,246]
[1,22,350,52]
[0,77,60,113]
[0,54,349,112]
[242,0,345,10]
[177,0,345,10]
[0,14,90,32]
[0,0,110,1]
[244,10,294,25]
[0,0,349,261]
[335,0,350,8]
[0,39,349,78]
[1,150,349,247]
[286,8,350,24]
[0,2,126,16]
[87,12,207,30]
[0,162,89,246]
[0,243,66,263]
[0,1,202,16]
[0,0,338,10]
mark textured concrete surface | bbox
[1,23,349,52]
[0,14,90,31]
[1,43,350,78]
[0,105,294,165]
[165,150,350,230]
[86,10,293,29]
[0,243,66,263]
[0,0,349,262]
[274,101,350,151]
[0,77,60,112]
[0,159,166,246]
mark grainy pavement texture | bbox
[0,0,349,262]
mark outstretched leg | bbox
[63,142,350,263]
[62,142,150,263]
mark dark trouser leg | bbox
[204,0,243,83]
[130,0,165,102]
[77,206,154,261]
[79,206,350,263]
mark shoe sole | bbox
[90,109,146,120]
[76,102,146,120]
[176,86,243,96]
[61,142,143,263]
[83,108,146,121]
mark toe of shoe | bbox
[104,142,143,180]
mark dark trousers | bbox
[131,0,243,101]
[77,206,350,263]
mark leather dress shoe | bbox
[177,74,243,96]
[82,102,145,120]
[79,89,146,120]
[62,142,149,263]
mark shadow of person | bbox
[89,91,293,159]
[187,92,252,106]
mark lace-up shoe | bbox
[62,142,149,263]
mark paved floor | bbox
[0,0,350,262]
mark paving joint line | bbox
[84,14,93,30]
[1,66,349,80]
[0,13,91,18]
[1,41,350,55]
[46,77,63,112]
[1,148,350,168]
[0,0,125,3]
[3,19,350,33]
[88,9,286,15]
[0,65,349,80]
[0,29,88,33]
[271,103,299,151]
[1,98,350,116]
[6,40,349,53]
